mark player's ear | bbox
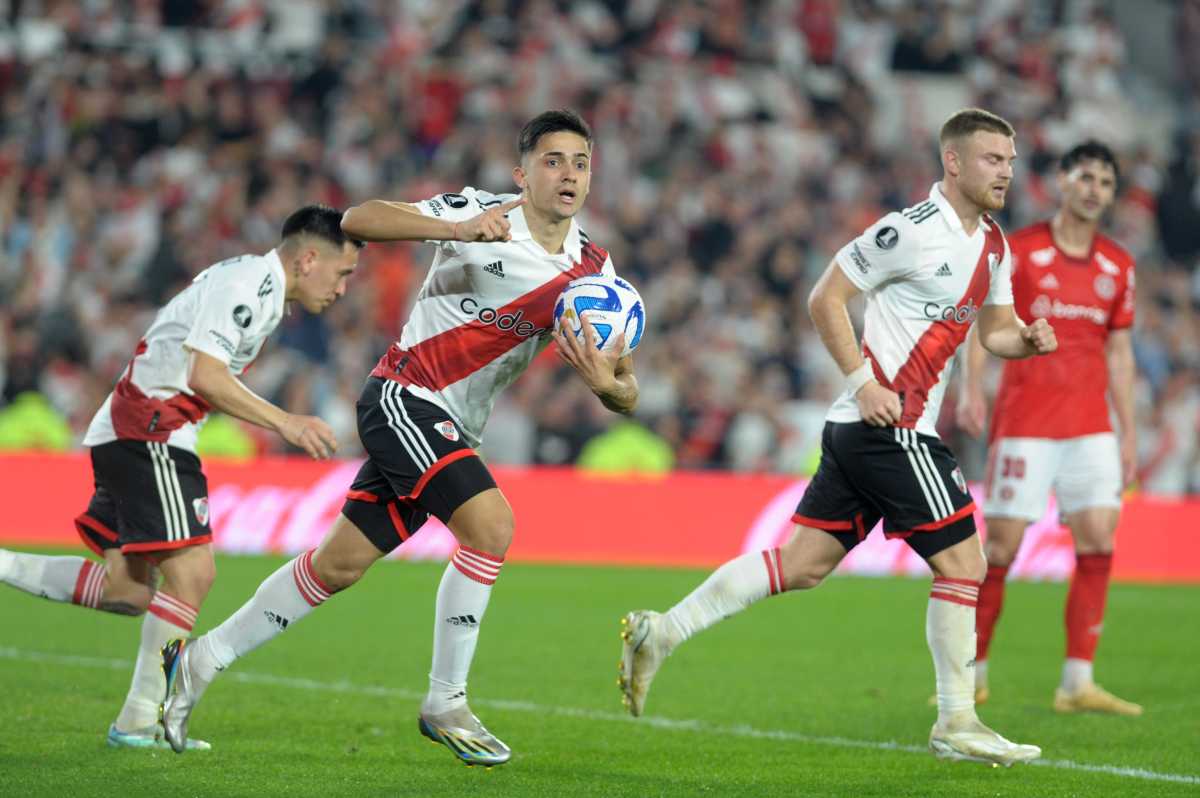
[942,145,960,178]
[512,165,526,191]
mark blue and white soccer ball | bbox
[553,274,646,357]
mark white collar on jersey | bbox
[506,204,584,262]
[928,181,993,236]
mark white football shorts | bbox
[984,433,1122,521]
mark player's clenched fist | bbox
[856,381,903,428]
[453,197,526,242]
[1021,318,1057,355]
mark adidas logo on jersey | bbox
[483,261,505,278]
[935,263,952,277]
[1038,273,1060,290]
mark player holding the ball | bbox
[618,108,1056,767]
[159,109,639,765]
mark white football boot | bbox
[418,704,511,767]
[929,716,1041,766]
[160,638,216,754]
[618,610,673,717]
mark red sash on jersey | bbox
[866,220,1006,428]
[373,242,608,391]
[110,340,212,443]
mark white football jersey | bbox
[371,186,615,446]
[826,182,1014,436]
[83,250,287,452]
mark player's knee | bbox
[784,567,829,591]
[458,515,514,558]
[983,540,1019,568]
[311,556,366,592]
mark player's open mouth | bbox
[558,189,577,204]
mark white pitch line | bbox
[1,646,1196,786]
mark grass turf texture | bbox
[1,550,1197,797]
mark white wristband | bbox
[845,362,874,396]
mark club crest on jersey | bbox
[950,467,967,495]
[1093,274,1116,300]
[874,226,899,250]
[987,252,1000,272]
[193,497,210,526]
[435,421,459,442]
[232,304,253,329]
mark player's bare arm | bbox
[1106,329,1137,487]
[956,324,989,438]
[552,315,639,414]
[187,350,337,460]
[808,259,901,427]
[341,197,526,243]
[976,304,1057,359]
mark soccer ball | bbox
[553,274,646,357]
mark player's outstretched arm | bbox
[956,325,989,438]
[341,197,525,243]
[976,305,1056,359]
[187,350,337,460]
[808,259,901,427]
[552,316,639,414]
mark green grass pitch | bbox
[1,550,1197,797]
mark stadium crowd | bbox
[1,0,1198,494]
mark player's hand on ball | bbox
[1021,318,1057,355]
[454,197,526,242]
[279,414,338,460]
[553,314,623,393]
[856,381,903,428]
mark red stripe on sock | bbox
[761,550,778,595]
[148,593,197,631]
[293,550,332,607]
[72,561,100,607]
[458,544,504,564]
[452,554,498,585]
[930,591,978,608]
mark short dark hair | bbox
[281,204,364,249]
[1059,139,1120,182]
[518,109,593,157]
[939,108,1015,145]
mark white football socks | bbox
[927,578,981,725]
[663,549,785,647]
[114,591,197,731]
[1060,658,1094,693]
[0,550,104,607]
[192,550,332,682]
[425,546,503,715]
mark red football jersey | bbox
[990,221,1135,440]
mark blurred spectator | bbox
[0,0,1193,494]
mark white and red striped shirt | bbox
[827,182,1014,436]
[83,251,287,452]
[371,186,615,447]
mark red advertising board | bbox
[2,453,1197,583]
